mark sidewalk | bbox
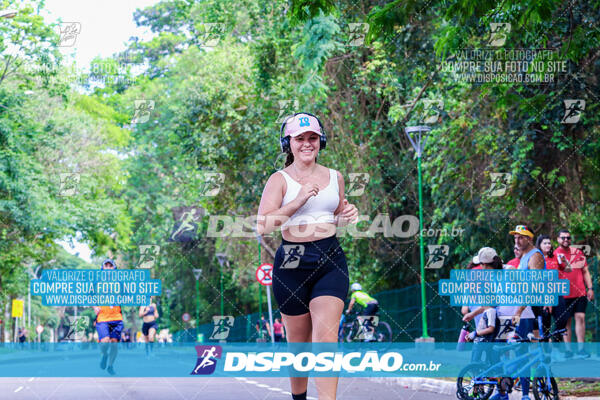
[368,377,599,399]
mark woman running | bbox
[139,297,159,356]
[93,259,123,375]
[257,112,358,400]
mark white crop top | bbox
[278,168,340,227]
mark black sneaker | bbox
[576,349,591,358]
[564,350,574,359]
[107,365,116,375]
[100,354,108,370]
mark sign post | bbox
[256,263,274,343]
[192,269,202,327]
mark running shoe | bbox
[107,365,116,375]
[564,350,574,359]
[576,349,591,358]
[100,354,107,370]
[489,393,508,400]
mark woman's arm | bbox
[333,171,358,227]
[139,306,145,317]
[153,304,159,318]
[257,172,316,235]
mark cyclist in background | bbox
[346,283,378,316]
[346,283,379,340]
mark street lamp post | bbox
[215,253,227,316]
[404,125,432,341]
[164,288,172,330]
[192,269,202,326]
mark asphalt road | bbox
[0,377,455,400]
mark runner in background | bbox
[139,297,159,356]
[93,259,123,375]
[554,229,594,358]
[255,314,271,341]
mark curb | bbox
[367,377,598,400]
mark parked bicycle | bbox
[456,327,565,400]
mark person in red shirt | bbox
[536,235,569,341]
[554,229,594,358]
[273,318,286,342]
[505,245,521,269]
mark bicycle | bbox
[338,310,393,344]
[456,327,565,400]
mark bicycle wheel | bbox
[375,321,392,342]
[456,363,495,400]
[532,376,559,400]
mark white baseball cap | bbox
[477,247,498,264]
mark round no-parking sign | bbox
[256,263,273,286]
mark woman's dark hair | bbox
[482,256,503,270]
[536,234,553,258]
[283,152,318,168]
[467,261,477,269]
[284,152,294,167]
[490,255,503,269]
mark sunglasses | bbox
[559,236,571,240]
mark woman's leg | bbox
[282,312,312,397]
[310,296,344,400]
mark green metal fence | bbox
[174,257,599,342]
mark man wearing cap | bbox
[554,229,593,358]
[506,225,545,400]
[508,225,546,326]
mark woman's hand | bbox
[295,182,319,205]
[337,199,358,225]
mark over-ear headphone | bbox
[279,112,327,153]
